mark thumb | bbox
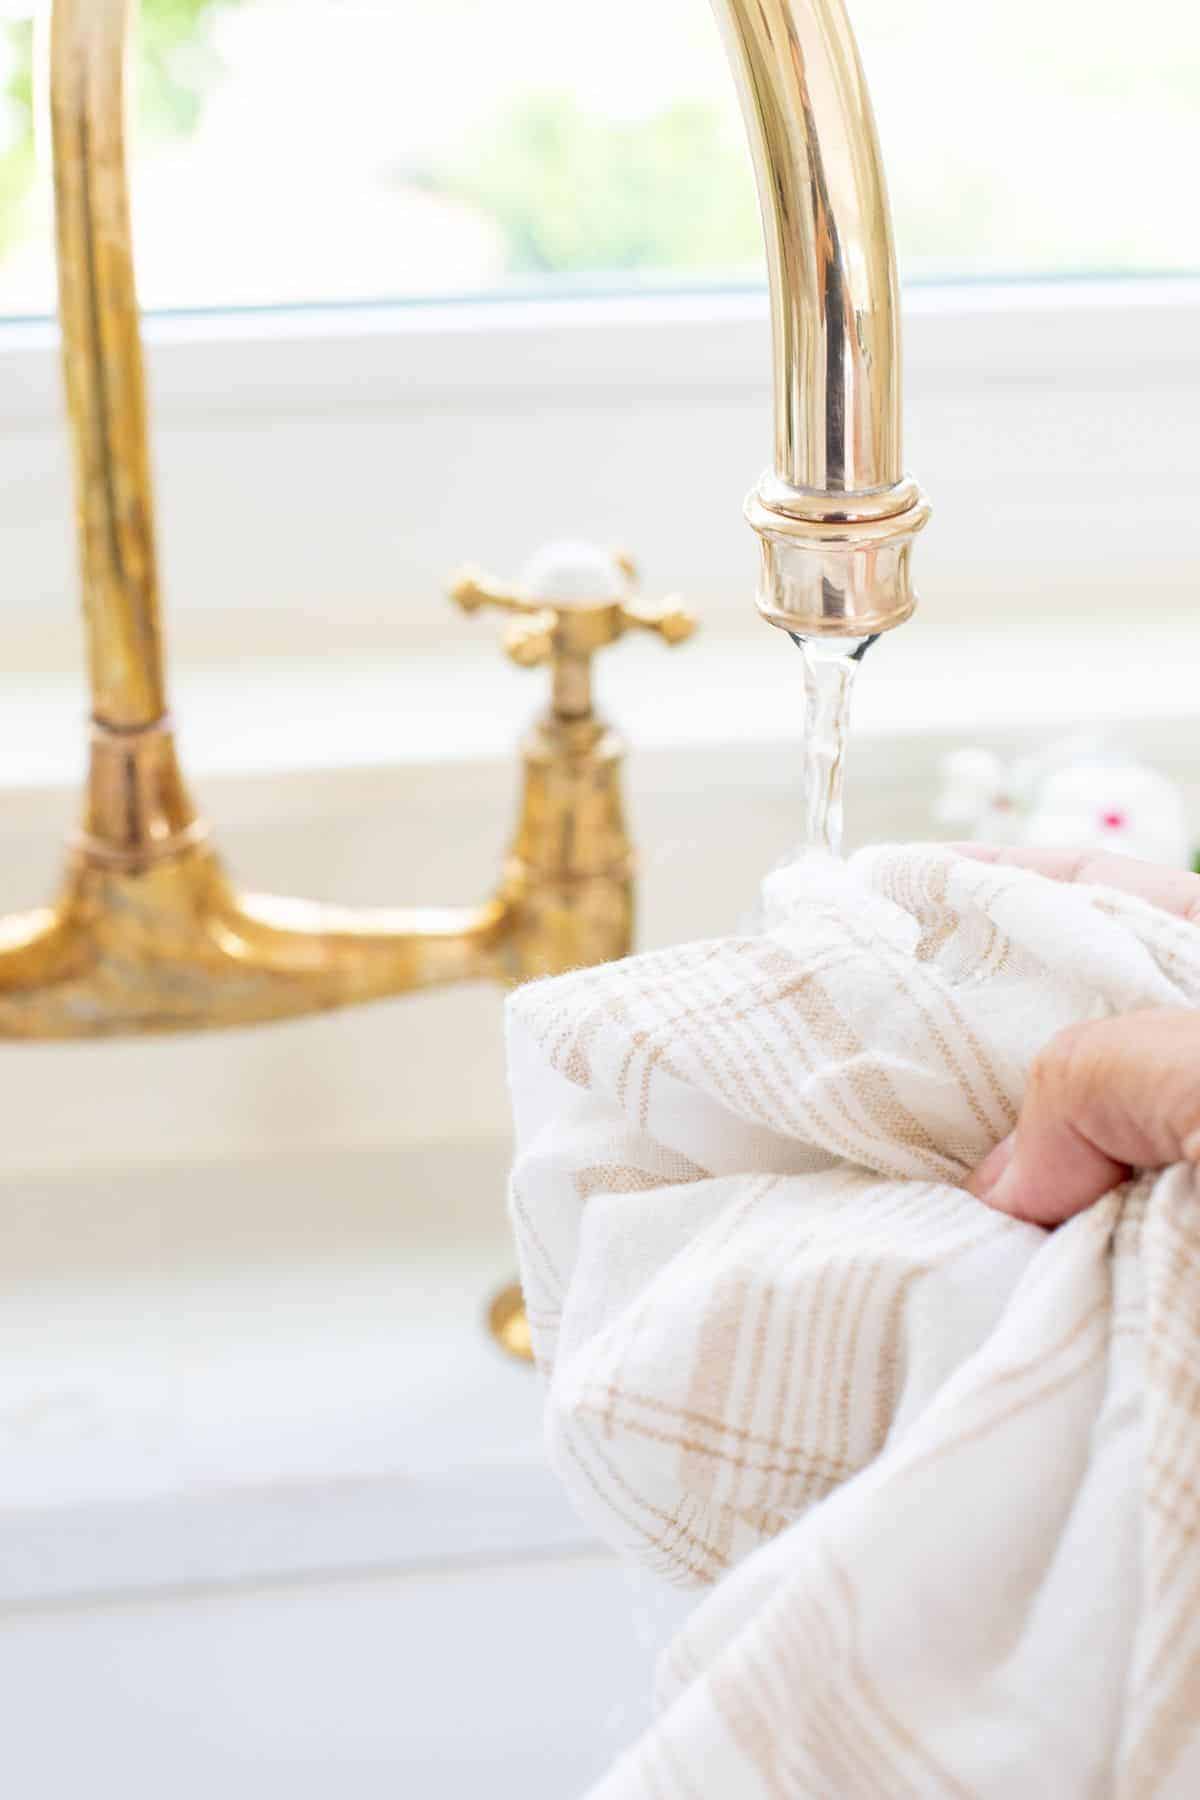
[967,1010,1200,1227]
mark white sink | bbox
[0,1549,676,1799]
[0,737,732,1797]
[0,1141,548,1564]
[0,1137,687,1797]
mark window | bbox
[0,0,1195,317]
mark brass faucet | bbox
[18,0,930,1364]
[14,0,927,1018]
[16,0,924,1041]
[0,1,695,1039]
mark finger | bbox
[966,1115,1128,1229]
[966,1010,1200,1226]
[952,845,1200,923]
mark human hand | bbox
[958,847,1200,1226]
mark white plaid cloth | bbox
[507,845,1200,1797]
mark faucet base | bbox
[0,843,514,1040]
[0,665,643,1038]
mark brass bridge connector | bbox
[0,555,693,1038]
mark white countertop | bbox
[0,613,1196,794]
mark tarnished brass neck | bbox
[51,0,167,729]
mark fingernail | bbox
[966,1131,1016,1201]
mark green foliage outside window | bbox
[431,92,761,277]
[0,0,243,257]
[0,5,762,287]
[0,17,34,260]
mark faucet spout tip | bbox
[747,479,931,639]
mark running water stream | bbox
[791,633,876,858]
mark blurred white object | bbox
[936,736,1191,866]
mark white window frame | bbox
[0,276,1195,671]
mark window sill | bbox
[0,276,1196,670]
[1,611,1196,801]
[2,276,1196,420]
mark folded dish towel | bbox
[507,845,1200,1798]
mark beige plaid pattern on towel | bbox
[506,845,1200,1797]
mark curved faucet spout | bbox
[711,0,930,635]
[716,0,900,496]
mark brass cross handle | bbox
[449,548,695,717]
